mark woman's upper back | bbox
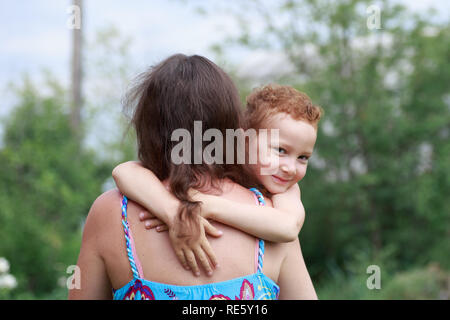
[93,180,288,299]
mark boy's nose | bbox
[280,160,296,176]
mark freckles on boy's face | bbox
[252,113,317,194]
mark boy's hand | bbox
[138,188,215,230]
[169,215,222,277]
[138,209,223,277]
[186,188,215,219]
[139,211,168,232]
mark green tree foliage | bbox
[0,79,112,298]
[207,0,450,298]
[0,26,137,298]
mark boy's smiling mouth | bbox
[272,175,290,184]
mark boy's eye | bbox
[277,148,286,154]
[298,155,309,161]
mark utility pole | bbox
[70,0,83,141]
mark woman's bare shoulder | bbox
[93,188,123,207]
[80,189,127,257]
[87,189,146,230]
[84,189,123,231]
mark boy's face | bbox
[250,112,317,194]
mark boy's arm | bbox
[199,183,305,242]
[112,161,179,226]
[112,161,222,277]
[271,183,305,236]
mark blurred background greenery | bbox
[0,0,448,299]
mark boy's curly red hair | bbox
[245,84,323,130]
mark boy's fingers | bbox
[174,249,189,271]
[156,225,169,232]
[153,219,165,227]
[144,218,163,229]
[139,211,154,221]
[184,249,200,277]
[201,241,219,269]
[202,219,223,238]
[194,247,213,277]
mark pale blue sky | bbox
[0,0,252,150]
[0,1,243,114]
[0,0,448,145]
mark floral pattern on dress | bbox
[209,294,232,300]
[235,279,255,300]
[164,288,178,300]
[273,285,280,299]
[209,279,255,300]
[123,279,155,300]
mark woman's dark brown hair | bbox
[123,54,266,235]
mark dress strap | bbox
[249,188,266,273]
[120,195,141,279]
